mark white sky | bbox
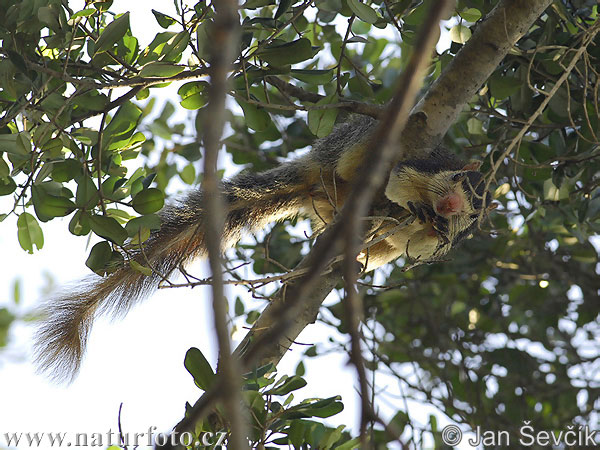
[0,2,463,449]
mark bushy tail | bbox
[34,164,306,381]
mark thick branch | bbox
[265,76,385,118]
[401,0,554,158]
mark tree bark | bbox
[401,0,554,157]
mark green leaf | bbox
[179,163,196,184]
[75,175,100,208]
[0,134,18,155]
[287,420,305,448]
[275,0,294,18]
[95,12,130,54]
[17,213,44,254]
[178,81,208,110]
[41,138,64,156]
[243,390,267,425]
[103,103,142,150]
[304,396,344,418]
[130,260,152,276]
[335,438,361,450]
[93,0,113,12]
[125,214,161,236]
[243,0,276,8]
[346,0,379,24]
[348,75,373,98]
[265,375,307,395]
[234,297,245,316]
[257,38,317,66]
[12,279,21,305]
[138,61,184,78]
[105,103,142,136]
[38,5,61,32]
[238,100,272,132]
[32,185,76,222]
[85,241,113,274]
[71,8,96,19]
[72,128,98,146]
[132,188,164,214]
[460,7,482,22]
[16,132,32,154]
[160,31,190,61]
[136,88,150,100]
[184,347,216,391]
[69,210,91,236]
[0,155,10,178]
[543,178,569,201]
[489,75,522,100]
[308,97,338,138]
[0,176,16,196]
[88,214,128,245]
[290,69,333,84]
[138,32,178,65]
[449,24,471,44]
[152,9,177,28]
[106,208,133,224]
[242,363,275,380]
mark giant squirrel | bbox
[34,115,492,380]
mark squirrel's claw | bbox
[407,200,450,238]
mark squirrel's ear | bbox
[462,161,482,171]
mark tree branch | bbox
[400,0,554,158]
[265,75,384,118]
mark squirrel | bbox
[34,115,492,381]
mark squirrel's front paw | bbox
[406,201,449,233]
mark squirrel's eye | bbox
[452,172,466,182]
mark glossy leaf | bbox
[32,185,76,222]
[307,97,338,138]
[0,176,16,196]
[178,81,208,110]
[238,100,271,132]
[85,241,112,274]
[460,7,482,22]
[17,213,44,253]
[449,24,472,44]
[347,0,379,24]
[265,375,307,396]
[184,347,215,391]
[131,188,164,214]
[290,69,333,84]
[152,9,177,28]
[95,13,130,54]
[88,214,128,245]
[125,214,161,236]
[138,61,184,78]
[257,38,316,66]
